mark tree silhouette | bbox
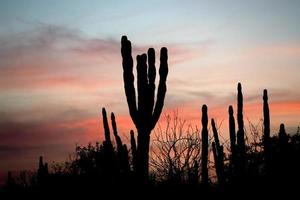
[121,36,168,182]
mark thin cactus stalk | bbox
[37,156,48,185]
[279,123,288,150]
[201,105,208,185]
[237,82,245,174]
[211,118,224,185]
[228,105,237,171]
[121,36,168,182]
[278,123,289,181]
[263,89,270,173]
[102,108,112,145]
[101,107,117,180]
[110,112,130,174]
[111,112,123,153]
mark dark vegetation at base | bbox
[1,36,300,197]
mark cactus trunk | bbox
[263,89,270,173]
[211,119,224,185]
[228,105,237,172]
[136,131,151,183]
[201,105,209,185]
[237,83,245,175]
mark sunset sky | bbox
[0,0,300,182]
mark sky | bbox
[0,0,300,183]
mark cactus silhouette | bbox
[37,156,48,185]
[102,107,130,178]
[201,105,208,185]
[228,105,237,172]
[102,108,112,145]
[263,89,270,173]
[211,119,224,185]
[101,107,117,181]
[279,123,288,149]
[111,112,123,152]
[121,36,168,182]
[111,112,130,174]
[277,123,289,184]
[236,83,245,175]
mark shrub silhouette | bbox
[121,36,168,182]
[150,112,201,184]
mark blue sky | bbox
[1,0,300,44]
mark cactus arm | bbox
[111,112,123,151]
[151,47,168,130]
[237,82,245,149]
[102,107,111,142]
[121,36,139,127]
[228,105,236,150]
[147,48,156,115]
[136,54,149,122]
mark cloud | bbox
[0,24,122,91]
[0,24,199,93]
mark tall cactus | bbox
[228,105,237,171]
[201,105,208,185]
[237,83,245,174]
[263,89,270,173]
[211,118,224,185]
[121,36,168,182]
